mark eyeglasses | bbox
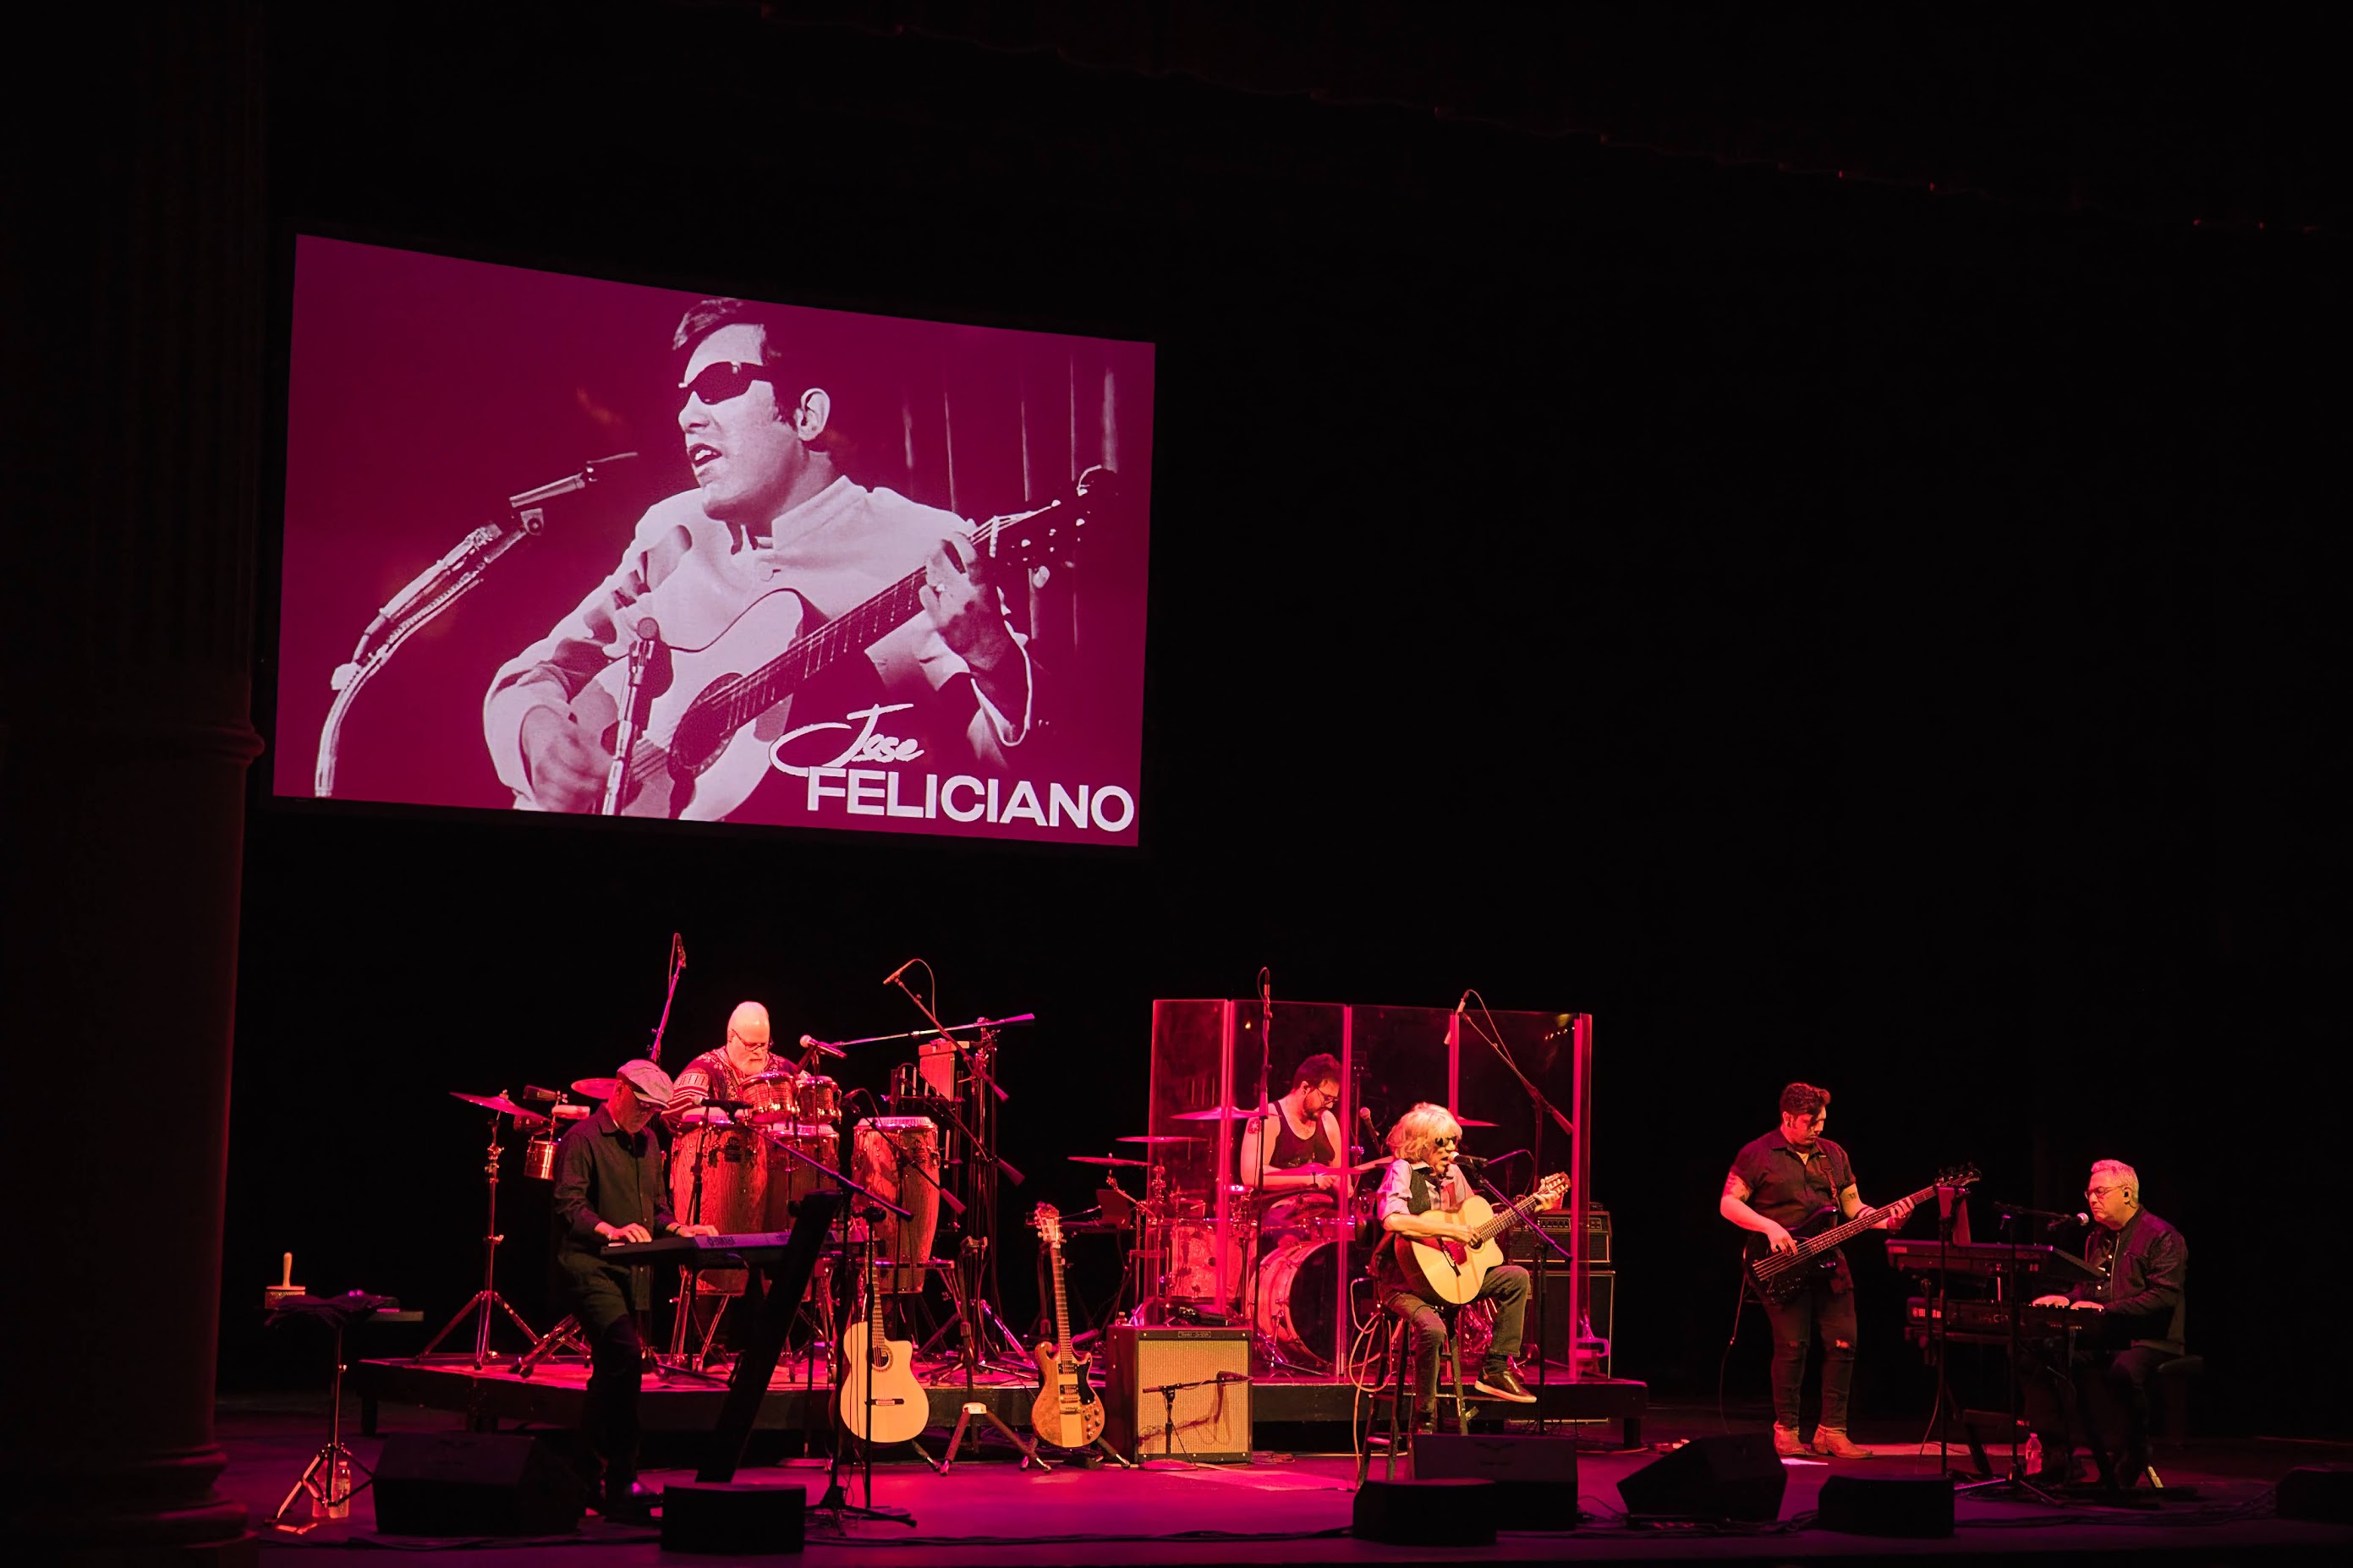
[680,359,775,406]
[2086,1184,2127,1198]
[1434,1136,1461,1148]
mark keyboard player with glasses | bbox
[2021,1159,2187,1487]
[550,1059,718,1519]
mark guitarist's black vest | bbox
[1370,1163,1445,1293]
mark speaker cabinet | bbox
[1616,1432,1786,1522]
[1352,1478,1497,1545]
[2279,1465,2353,1525]
[1412,1434,1578,1529]
[1101,1325,1251,1461]
[1523,1266,1612,1376]
[1817,1473,1955,1538]
[372,1432,586,1537]
[661,1481,806,1554]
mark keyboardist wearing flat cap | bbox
[551,1059,716,1518]
[2020,1159,2188,1487]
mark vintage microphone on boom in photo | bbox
[313,452,639,798]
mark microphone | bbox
[1215,1370,1248,1383]
[799,1033,847,1061]
[1358,1105,1381,1147]
[367,453,639,635]
[1455,990,1469,1016]
[2048,1210,2092,1228]
[1451,1152,1493,1171]
[881,958,917,985]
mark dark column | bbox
[1,4,264,1563]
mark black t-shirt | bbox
[1730,1132,1856,1232]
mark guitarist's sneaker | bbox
[1474,1367,1537,1403]
[1810,1428,1871,1460]
[1774,1423,1807,1456]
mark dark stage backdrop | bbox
[223,3,2345,1435]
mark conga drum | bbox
[852,1116,939,1293]
[671,1114,769,1295]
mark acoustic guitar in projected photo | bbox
[568,467,1117,820]
[1028,1204,1105,1449]
[1401,1171,1570,1305]
[836,1250,928,1446]
[1743,1164,1980,1305]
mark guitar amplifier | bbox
[1505,1203,1611,1267]
[1100,1326,1251,1462]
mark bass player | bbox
[1720,1081,1917,1459]
[1371,1103,1538,1421]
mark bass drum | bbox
[1254,1237,1341,1374]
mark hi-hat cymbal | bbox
[451,1091,546,1125]
[1116,1134,1201,1145]
[1172,1105,1264,1121]
[1069,1154,1149,1168]
[571,1077,618,1100]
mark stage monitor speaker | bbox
[2278,1465,2353,1525]
[1102,1325,1251,1461]
[1351,1478,1497,1545]
[1616,1432,1785,1523]
[1412,1434,1578,1530]
[1816,1473,1954,1538]
[661,1481,806,1554]
[372,1432,585,1537]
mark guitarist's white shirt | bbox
[484,476,1032,809]
[1374,1157,1472,1222]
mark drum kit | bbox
[1064,1114,1392,1376]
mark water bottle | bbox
[325,1455,354,1520]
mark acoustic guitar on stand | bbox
[836,1247,928,1446]
[1400,1172,1570,1305]
[1028,1204,1105,1449]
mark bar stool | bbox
[1356,1301,1472,1485]
[2140,1354,2204,1489]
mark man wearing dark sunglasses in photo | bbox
[484,297,1037,817]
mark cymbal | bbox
[1456,1116,1498,1127]
[571,1077,617,1100]
[1069,1154,1149,1168]
[450,1091,546,1125]
[1172,1105,1264,1121]
[1116,1134,1201,1145]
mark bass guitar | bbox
[836,1250,929,1446]
[1400,1172,1570,1305]
[1028,1204,1105,1449]
[1743,1164,1979,1304]
[568,467,1117,820]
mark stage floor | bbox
[348,1354,1650,1449]
[221,1391,2353,1565]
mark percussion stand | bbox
[884,986,1032,1373]
[414,1109,540,1368]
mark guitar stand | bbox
[926,1402,1050,1474]
[513,1313,592,1379]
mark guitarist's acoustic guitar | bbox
[1028,1204,1105,1449]
[836,1251,929,1446]
[568,467,1117,819]
[1399,1172,1570,1305]
[1743,1164,1980,1304]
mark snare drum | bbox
[852,1117,938,1292]
[1255,1191,1348,1250]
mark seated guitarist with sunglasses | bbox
[485,297,1038,815]
[1370,1103,1538,1423]
[1720,1082,1917,1459]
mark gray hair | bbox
[2089,1158,2139,1195]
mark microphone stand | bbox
[647,933,685,1065]
[1458,1006,1577,1400]
[313,452,635,798]
[1138,1373,1248,1467]
[886,971,1031,1372]
[786,1151,913,1527]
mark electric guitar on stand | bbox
[1744,1164,1980,1304]
[1401,1172,1571,1305]
[836,1251,928,1446]
[1028,1205,1105,1449]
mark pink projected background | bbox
[274,237,1154,844]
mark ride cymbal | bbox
[450,1091,546,1125]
